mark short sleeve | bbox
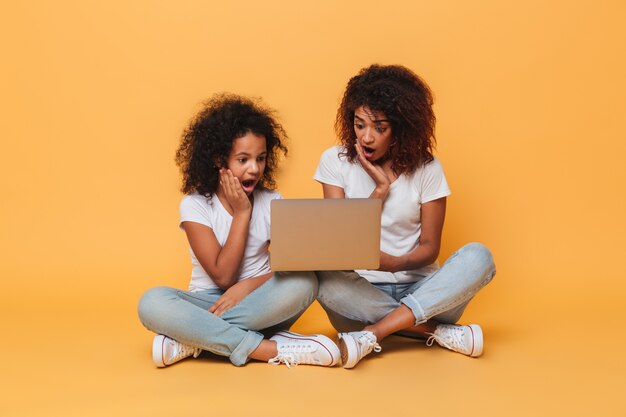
[313,146,344,188]
[179,194,213,230]
[419,158,452,203]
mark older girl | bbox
[314,65,496,368]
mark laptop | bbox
[270,198,381,271]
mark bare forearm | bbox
[208,271,273,316]
[385,198,445,272]
[401,242,440,270]
[237,272,273,293]
[213,213,251,288]
[382,242,440,273]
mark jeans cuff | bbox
[229,330,264,366]
[400,294,428,326]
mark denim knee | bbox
[460,242,496,282]
[315,270,359,300]
[275,271,318,305]
[137,286,175,325]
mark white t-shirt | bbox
[314,146,451,283]
[179,189,281,292]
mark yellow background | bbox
[1,1,625,416]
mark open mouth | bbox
[362,146,375,159]
[241,179,256,192]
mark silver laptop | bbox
[270,198,381,271]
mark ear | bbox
[213,157,225,169]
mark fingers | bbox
[227,170,240,193]
[208,292,223,314]
[219,169,234,195]
[218,169,229,195]
[208,297,233,317]
[354,144,390,186]
[231,177,246,199]
[355,143,376,171]
[219,169,244,200]
[214,304,230,317]
[354,143,369,165]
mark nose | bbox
[361,127,375,145]
[248,160,260,175]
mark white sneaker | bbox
[338,331,381,369]
[152,334,201,367]
[426,324,483,357]
[268,331,340,368]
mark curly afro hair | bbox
[336,64,436,175]
[175,93,288,197]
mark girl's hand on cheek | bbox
[355,143,391,199]
[220,169,251,214]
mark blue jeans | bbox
[137,271,317,366]
[316,243,496,332]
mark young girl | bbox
[138,94,339,368]
[314,65,496,368]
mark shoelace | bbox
[358,334,382,356]
[268,343,316,368]
[268,353,299,368]
[170,342,201,362]
[426,327,465,352]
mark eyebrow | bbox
[233,151,266,157]
[354,114,389,124]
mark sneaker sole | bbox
[468,324,483,357]
[273,331,340,366]
[152,335,167,367]
[338,333,358,369]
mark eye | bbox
[258,156,266,162]
[354,123,364,129]
[375,126,387,134]
[237,158,247,163]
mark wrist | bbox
[232,208,252,218]
[372,186,389,200]
[391,255,407,272]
